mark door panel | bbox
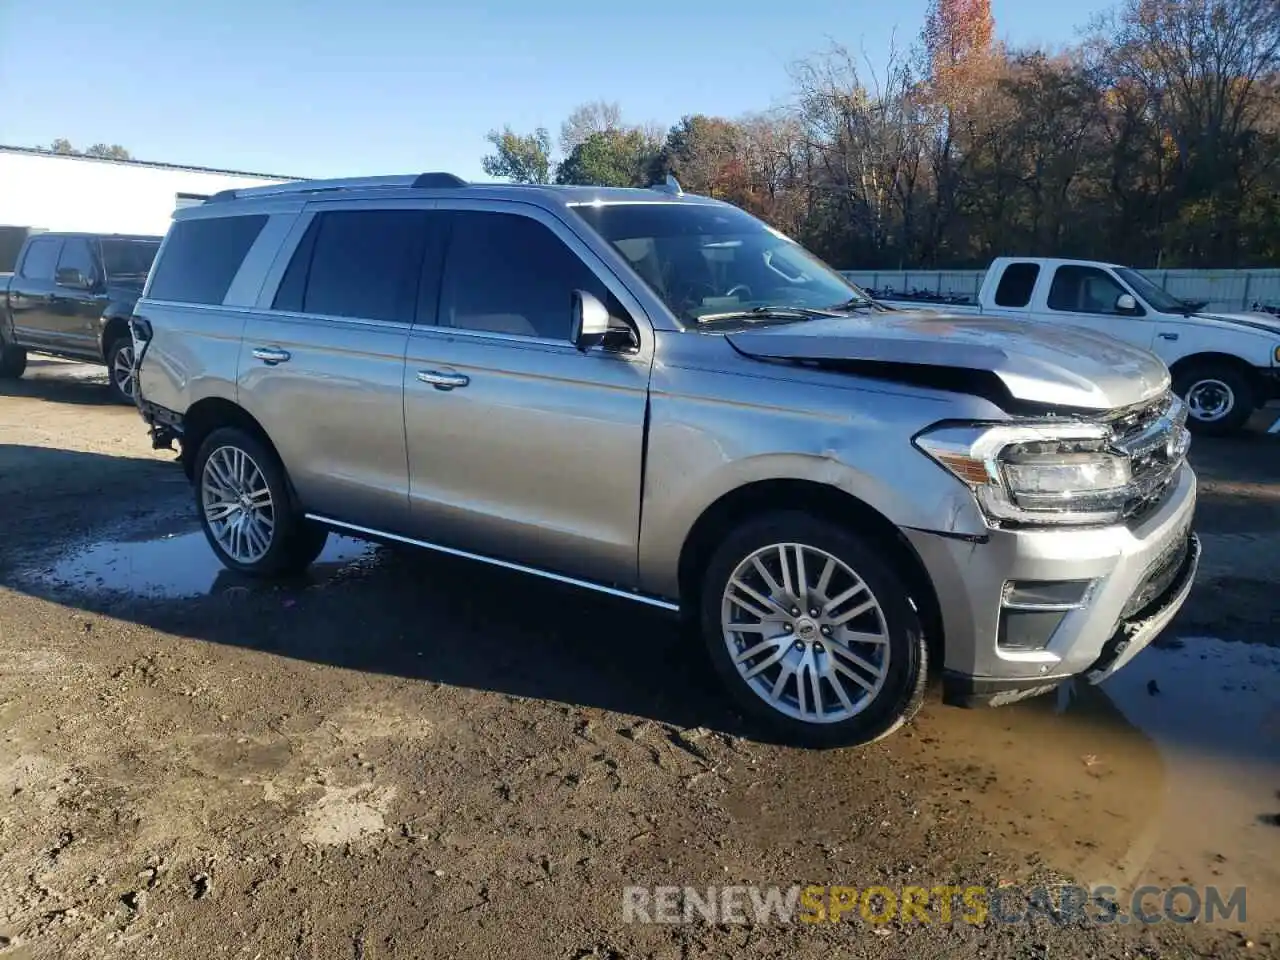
[239,315,411,531]
[1044,264,1155,352]
[9,237,63,347]
[402,203,654,588]
[49,237,106,354]
[237,204,436,532]
[403,331,649,586]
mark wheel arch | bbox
[180,397,277,482]
[99,314,132,359]
[675,478,944,667]
[1168,351,1266,396]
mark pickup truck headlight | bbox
[914,422,1134,526]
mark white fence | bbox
[839,268,1280,313]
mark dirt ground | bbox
[1,358,1278,959]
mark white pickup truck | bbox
[877,257,1280,435]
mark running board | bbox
[305,514,681,613]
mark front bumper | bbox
[906,462,1199,706]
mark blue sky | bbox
[0,0,1113,181]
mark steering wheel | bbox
[725,284,753,300]
[675,280,721,311]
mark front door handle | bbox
[417,369,470,390]
[1157,332,1179,341]
[252,346,291,365]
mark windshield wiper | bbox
[695,306,834,325]
[827,297,877,311]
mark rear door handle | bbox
[417,369,469,390]
[252,346,291,365]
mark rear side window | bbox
[993,262,1040,307]
[19,238,62,281]
[273,209,431,323]
[147,215,268,305]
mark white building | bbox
[0,145,303,269]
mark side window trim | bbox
[1046,265,1133,317]
[19,238,63,281]
[428,198,653,352]
[54,237,99,287]
[256,198,439,328]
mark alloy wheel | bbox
[112,342,136,400]
[720,542,890,724]
[201,445,276,564]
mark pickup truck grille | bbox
[1102,390,1190,522]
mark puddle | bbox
[910,635,1280,929]
[31,525,377,599]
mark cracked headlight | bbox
[914,421,1134,526]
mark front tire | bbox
[1173,362,1255,436]
[105,337,137,404]
[194,427,328,577]
[699,511,927,748]
[0,338,26,379]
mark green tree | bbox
[480,126,553,184]
[554,129,657,187]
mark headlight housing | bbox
[914,421,1137,526]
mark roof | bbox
[0,144,307,182]
[190,173,719,212]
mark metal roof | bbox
[0,144,307,182]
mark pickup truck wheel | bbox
[1174,363,1255,435]
[0,340,26,379]
[105,338,136,404]
[194,427,328,577]
[700,511,927,747]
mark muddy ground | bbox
[1,358,1278,959]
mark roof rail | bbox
[205,172,468,203]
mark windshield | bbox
[570,202,870,325]
[101,238,160,283]
[1114,267,1189,313]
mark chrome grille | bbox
[1104,390,1190,521]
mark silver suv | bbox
[130,173,1200,746]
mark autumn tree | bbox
[479,0,1280,269]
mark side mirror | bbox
[1115,293,1138,314]
[571,289,637,352]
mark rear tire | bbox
[699,510,927,748]
[105,337,136,404]
[1173,362,1255,436]
[0,339,26,379]
[194,426,328,577]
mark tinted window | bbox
[147,215,268,305]
[56,238,96,285]
[572,202,864,322]
[19,238,62,281]
[1047,266,1129,315]
[275,210,430,323]
[440,211,607,339]
[101,239,160,281]
[993,262,1039,308]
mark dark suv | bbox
[0,232,162,402]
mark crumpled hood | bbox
[726,311,1170,411]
